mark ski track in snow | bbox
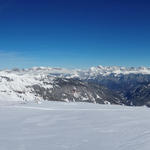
[0,101,150,150]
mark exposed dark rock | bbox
[86,74,150,106]
[31,78,124,104]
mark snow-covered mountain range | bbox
[1,65,150,106]
[3,65,150,78]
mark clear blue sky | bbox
[0,0,150,69]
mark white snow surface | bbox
[0,101,150,150]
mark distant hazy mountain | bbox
[1,66,150,106]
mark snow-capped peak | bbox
[1,65,150,79]
[87,65,150,77]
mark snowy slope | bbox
[0,69,55,101]
[0,67,77,101]
[0,101,150,150]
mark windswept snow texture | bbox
[0,101,150,150]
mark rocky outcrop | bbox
[31,78,123,104]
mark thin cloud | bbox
[0,50,37,69]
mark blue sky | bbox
[0,0,150,69]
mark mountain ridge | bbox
[2,65,150,78]
[0,65,150,106]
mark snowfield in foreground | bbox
[0,101,150,150]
